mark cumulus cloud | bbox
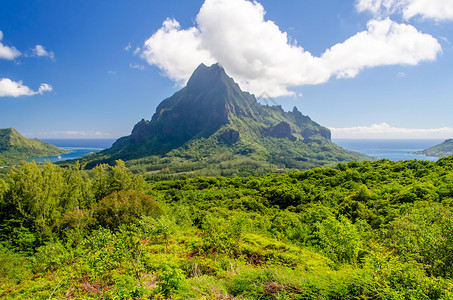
[32,45,55,60]
[0,78,52,97]
[142,18,215,82]
[321,18,441,79]
[356,0,453,21]
[38,83,53,94]
[0,30,21,60]
[331,122,453,139]
[125,43,132,51]
[140,0,442,97]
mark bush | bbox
[383,203,453,277]
[156,266,186,297]
[93,190,162,230]
[315,215,363,265]
[0,245,32,286]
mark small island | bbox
[0,128,68,166]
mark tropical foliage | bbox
[1,157,453,298]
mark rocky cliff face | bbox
[106,63,333,159]
[115,63,268,154]
[81,63,368,171]
[266,122,297,141]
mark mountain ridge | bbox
[416,139,453,158]
[0,128,68,166]
[74,63,369,176]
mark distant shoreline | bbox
[28,138,445,163]
[333,138,442,161]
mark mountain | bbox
[0,128,67,166]
[78,63,369,176]
[416,139,453,158]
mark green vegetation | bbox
[417,138,453,157]
[71,64,369,174]
[2,157,453,298]
[0,128,67,166]
[80,134,369,179]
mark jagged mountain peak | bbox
[111,64,332,156]
[135,63,263,153]
[78,63,368,172]
[186,63,244,96]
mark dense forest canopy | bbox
[1,157,453,299]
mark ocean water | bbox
[333,139,443,161]
[42,139,116,149]
[27,139,116,163]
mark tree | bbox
[92,160,145,201]
[5,162,65,240]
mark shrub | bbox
[316,215,363,265]
[93,190,162,230]
[383,203,453,277]
[156,266,186,297]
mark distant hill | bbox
[76,63,370,176]
[0,128,67,166]
[416,139,453,158]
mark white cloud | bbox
[133,47,141,55]
[356,0,453,21]
[108,70,117,75]
[34,130,114,138]
[0,78,52,97]
[125,43,132,51]
[141,18,215,83]
[0,30,21,60]
[32,45,55,60]
[38,83,53,94]
[140,0,441,97]
[321,18,441,79]
[331,122,453,139]
[0,78,36,97]
[129,63,145,70]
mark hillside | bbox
[417,139,453,158]
[1,158,453,298]
[76,63,370,176]
[0,128,67,166]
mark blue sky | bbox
[1,0,452,139]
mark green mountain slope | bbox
[415,139,453,158]
[0,128,67,166]
[76,63,370,175]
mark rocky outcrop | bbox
[219,129,240,144]
[266,122,297,141]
